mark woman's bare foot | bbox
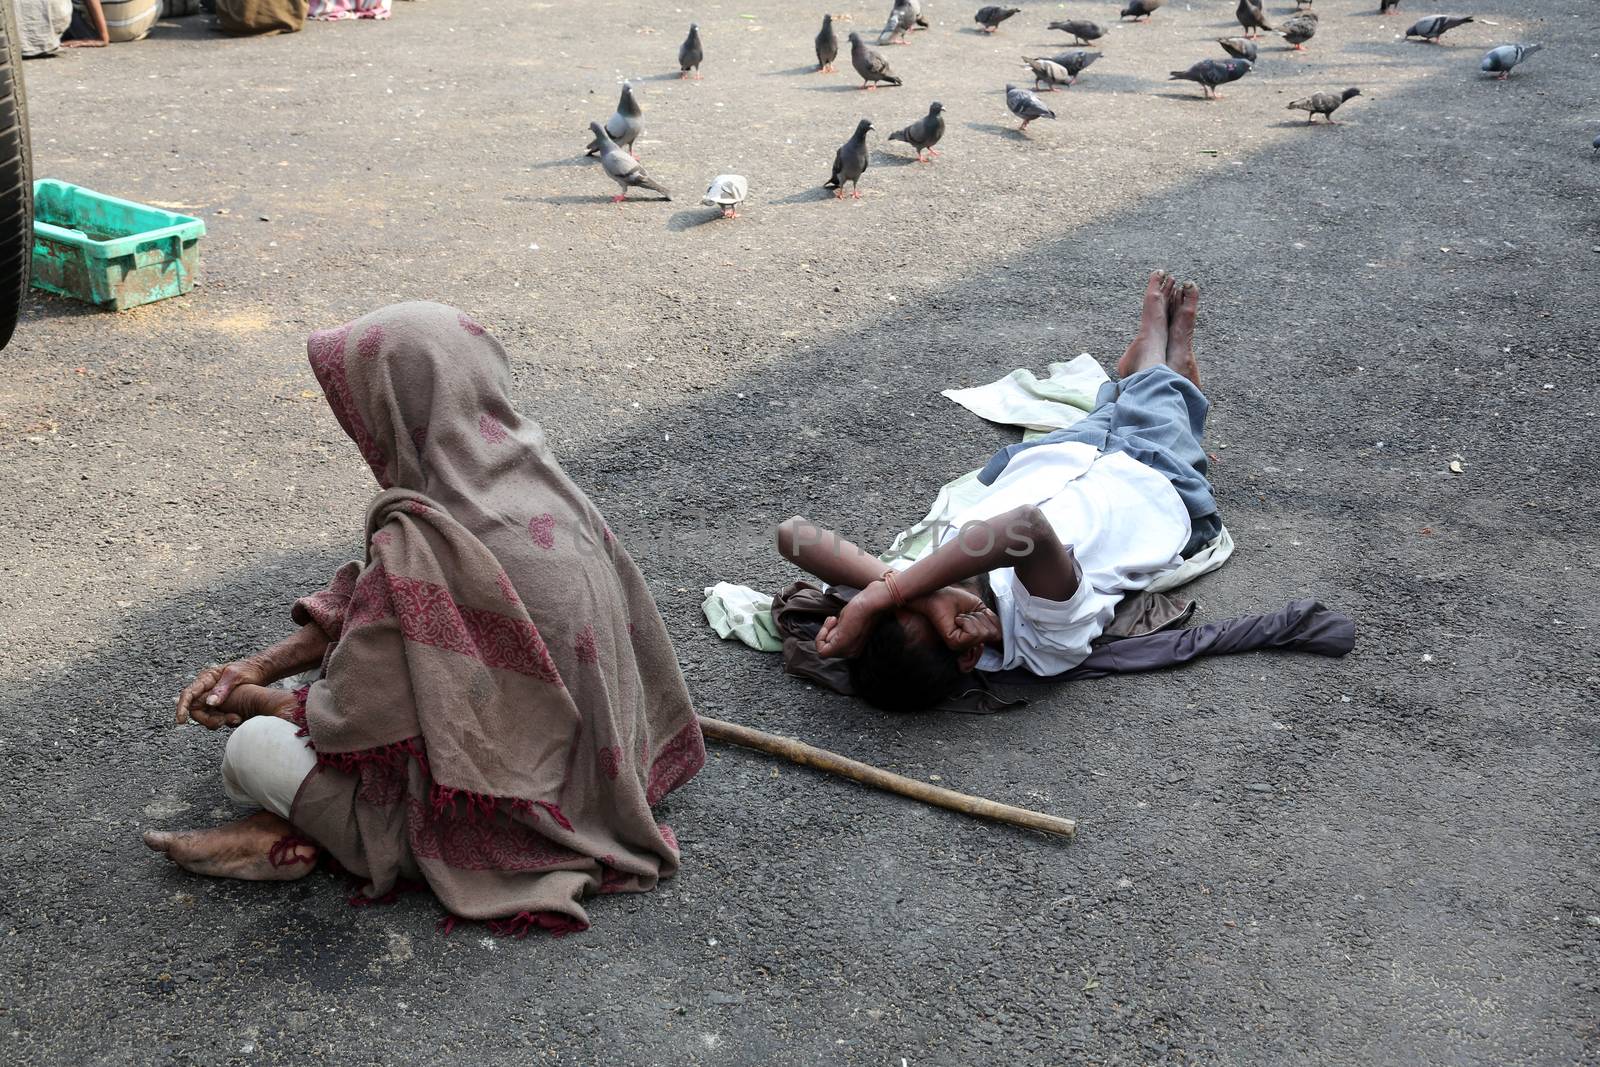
[1117,270,1174,379]
[143,811,318,881]
[1165,281,1201,388]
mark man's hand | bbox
[909,586,1001,653]
[815,581,894,659]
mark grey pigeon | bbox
[1047,49,1103,82]
[888,100,946,161]
[1481,43,1541,79]
[1287,86,1362,123]
[880,0,916,45]
[849,31,904,89]
[1406,15,1473,42]
[816,13,838,72]
[1236,0,1272,37]
[1005,83,1057,130]
[1048,19,1107,44]
[975,5,1021,32]
[678,23,703,78]
[824,118,874,199]
[1279,12,1318,51]
[590,122,670,202]
[1218,36,1259,62]
[909,0,929,29]
[701,174,749,218]
[585,83,643,158]
[1120,0,1167,23]
[1169,57,1252,98]
[1023,56,1074,91]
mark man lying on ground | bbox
[777,271,1330,713]
[146,302,705,936]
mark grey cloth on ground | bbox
[1059,599,1355,679]
[977,365,1222,556]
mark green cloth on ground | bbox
[701,582,782,652]
[940,353,1108,432]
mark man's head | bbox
[847,610,980,713]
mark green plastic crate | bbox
[30,180,206,311]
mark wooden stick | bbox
[696,715,1076,840]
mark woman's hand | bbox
[182,683,301,731]
[909,586,1000,653]
[176,659,268,728]
[815,581,894,659]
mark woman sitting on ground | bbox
[146,302,705,936]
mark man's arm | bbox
[63,0,110,46]
[776,515,888,590]
[810,505,1082,659]
[893,504,1079,604]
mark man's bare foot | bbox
[1165,281,1201,387]
[143,811,317,881]
[1118,270,1174,379]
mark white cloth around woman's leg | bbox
[221,715,317,820]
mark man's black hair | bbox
[846,615,966,713]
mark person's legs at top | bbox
[1165,280,1201,387]
[1117,270,1178,379]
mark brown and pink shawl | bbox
[286,301,704,934]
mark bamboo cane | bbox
[696,715,1076,840]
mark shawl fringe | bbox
[267,834,317,868]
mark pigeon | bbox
[1120,0,1167,23]
[909,0,929,29]
[1169,57,1252,98]
[1218,36,1259,62]
[816,13,839,72]
[1406,15,1473,42]
[1236,0,1273,37]
[880,0,916,45]
[701,174,748,218]
[1048,19,1107,45]
[1045,50,1102,83]
[1481,43,1541,79]
[889,0,928,44]
[1023,57,1074,91]
[1279,12,1318,51]
[975,6,1021,32]
[849,31,904,89]
[585,83,643,158]
[1005,83,1056,130]
[887,100,946,161]
[824,118,873,199]
[590,122,670,202]
[679,23,703,78]
[1287,87,1362,123]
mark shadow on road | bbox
[966,121,1027,139]
[665,208,728,231]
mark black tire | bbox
[0,0,32,350]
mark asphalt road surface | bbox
[2,1,1597,1063]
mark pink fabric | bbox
[290,302,703,931]
[307,0,389,19]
